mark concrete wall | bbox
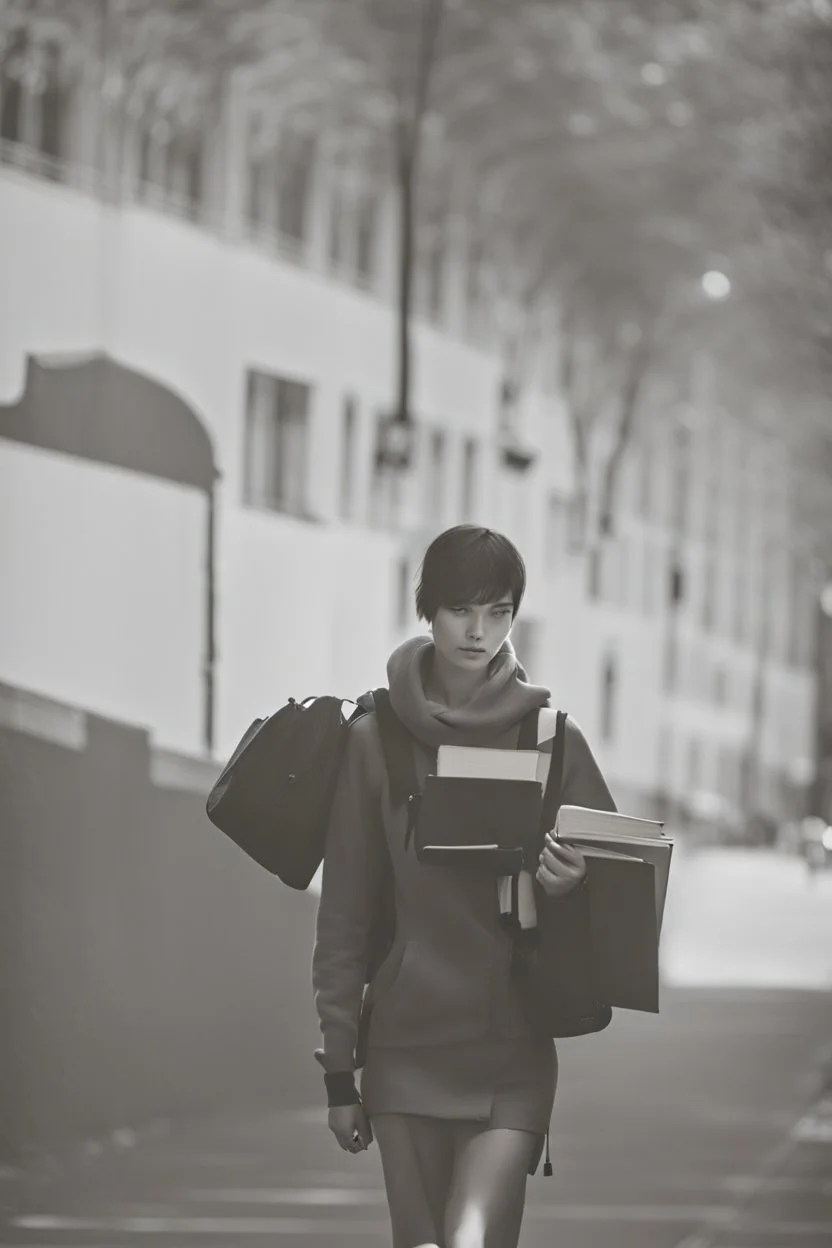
[0,685,323,1162]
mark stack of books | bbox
[554,805,674,1014]
[426,744,673,1016]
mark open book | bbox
[555,805,674,935]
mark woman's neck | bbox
[424,651,488,710]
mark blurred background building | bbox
[0,1,823,836]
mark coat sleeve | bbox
[561,717,617,813]
[312,715,386,1074]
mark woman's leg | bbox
[372,1113,455,1248]
[444,1127,539,1248]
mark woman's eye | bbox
[452,606,468,614]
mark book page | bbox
[437,744,541,783]
[556,804,665,840]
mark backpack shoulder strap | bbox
[369,688,419,808]
[517,706,540,750]
[539,708,568,836]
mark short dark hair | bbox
[415,525,526,623]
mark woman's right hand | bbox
[328,1103,373,1153]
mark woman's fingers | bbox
[328,1106,371,1152]
[539,840,585,875]
[329,1108,374,1153]
[537,839,587,896]
[544,834,584,863]
[536,863,576,895]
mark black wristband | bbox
[324,1071,361,1108]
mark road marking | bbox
[183,1187,387,1205]
[671,1128,799,1248]
[525,1203,732,1223]
[722,1174,832,1196]
[13,1214,391,1235]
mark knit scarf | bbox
[386,634,550,750]
[387,634,551,929]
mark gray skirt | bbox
[361,1036,557,1175]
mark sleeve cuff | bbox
[324,1071,361,1107]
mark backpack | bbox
[205,688,413,891]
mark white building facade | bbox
[0,45,818,826]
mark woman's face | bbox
[431,597,515,674]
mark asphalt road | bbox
[2,984,831,1248]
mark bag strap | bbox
[369,688,419,808]
[517,706,541,750]
[540,709,568,838]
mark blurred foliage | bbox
[1,0,831,552]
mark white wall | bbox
[0,442,204,752]
[217,510,398,758]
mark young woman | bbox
[313,525,616,1248]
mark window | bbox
[139,122,204,216]
[672,424,692,538]
[588,547,602,600]
[461,438,479,522]
[464,236,484,332]
[642,537,657,613]
[718,745,739,806]
[637,438,653,520]
[598,540,627,606]
[396,556,411,630]
[0,32,24,143]
[243,370,311,517]
[702,551,717,632]
[733,560,748,645]
[1,34,66,163]
[546,492,569,571]
[687,738,701,792]
[425,429,447,525]
[617,538,629,608]
[664,624,679,693]
[425,229,447,322]
[600,654,617,743]
[355,191,378,286]
[246,151,272,232]
[168,132,203,215]
[657,728,673,797]
[328,184,346,268]
[39,42,62,161]
[787,555,816,669]
[277,130,314,245]
[339,396,358,520]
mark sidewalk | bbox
[2,988,831,1248]
[677,1073,832,1248]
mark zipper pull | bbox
[543,1128,553,1177]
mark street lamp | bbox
[375,412,416,471]
[701,270,732,301]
